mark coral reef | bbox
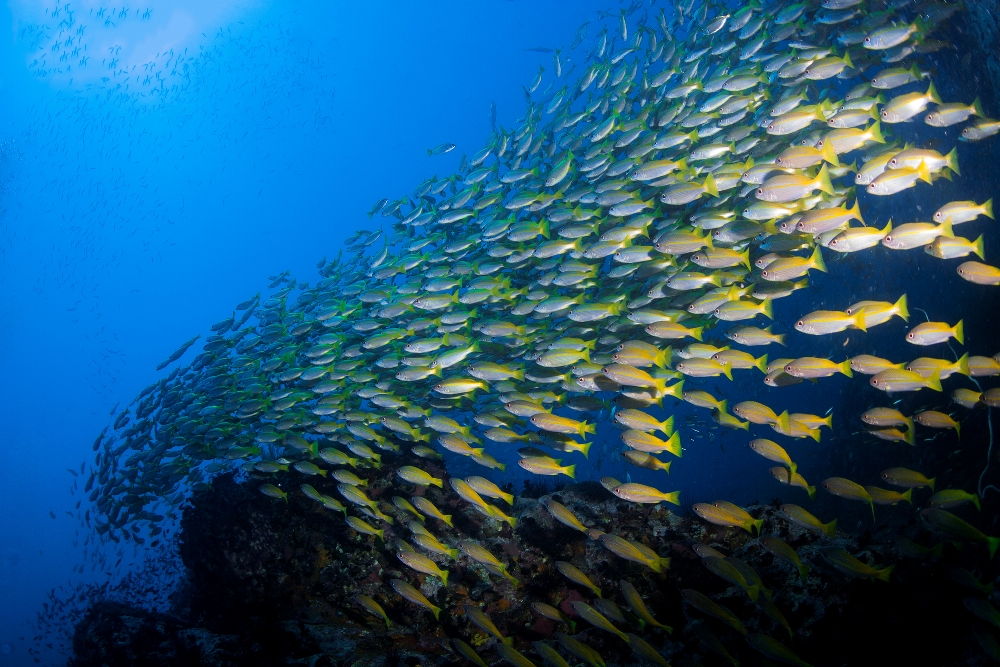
[69,473,999,666]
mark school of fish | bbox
[80,0,1000,664]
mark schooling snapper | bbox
[82,0,1000,664]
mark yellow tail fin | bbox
[894,294,909,321]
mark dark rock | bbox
[69,472,1000,666]
[68,601,243,667]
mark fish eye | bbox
[756,188,763,195]
[906,333,914,339]
[797,320,804,326]
[881,110,888,118]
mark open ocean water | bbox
[1,1,999,666]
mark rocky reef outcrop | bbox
[69,473,999,666]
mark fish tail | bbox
[665,379,685,400]
[431,605,442,621]
[956,420,963,440]
[816,164,834,195]
[984,198,995,219]
[691,325,704,341]
[663,415,675,435]
[761,298,774,320]
[973,235,986,261]
[972,493,981,511]
[939,217,955,239]
[850,198,864,224]
[839,359,854,378]
[852,311,867,332]
[954,319,964,345]
[969,97,985,118]
[902,488,913,504]
[443,514,454,527]
[665,490,681,506]
[930,543,945,559]
[788,459,798,479]
[945,148,960,176]
[704,173,719,197]
[319,469,328,478]
[926,80,942,104]
[497,463,507,472]
[754,518,764,535]
[925,371,943,392]
[721,362,733,381]
[917,161,932,185]
[894,293,909,322]
[577,439,592,459]
[431,478,444,489]
[755,354,769,373]
[502,493,515,506]
[565,464,577,479]
[807,485,817,501]
[824,518,838,538]
[440,570,449,587]
[809,427,821,443]
[928,476,936,492]
[821,139,840,167]
[869,120,885,144]
[747,585,760,603]
[376,529,385,542]
[905,420,915,446]
[957,352,971,377]
[740,248,752,269]
[876,564,894,583]
[667,433,682,458]
[810,245,827,272]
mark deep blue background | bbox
[0,2,607,662]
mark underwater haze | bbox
[2,0,1000,666]
[0,1,603,663]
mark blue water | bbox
[1,1,999,665]
[0,2,606,663]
